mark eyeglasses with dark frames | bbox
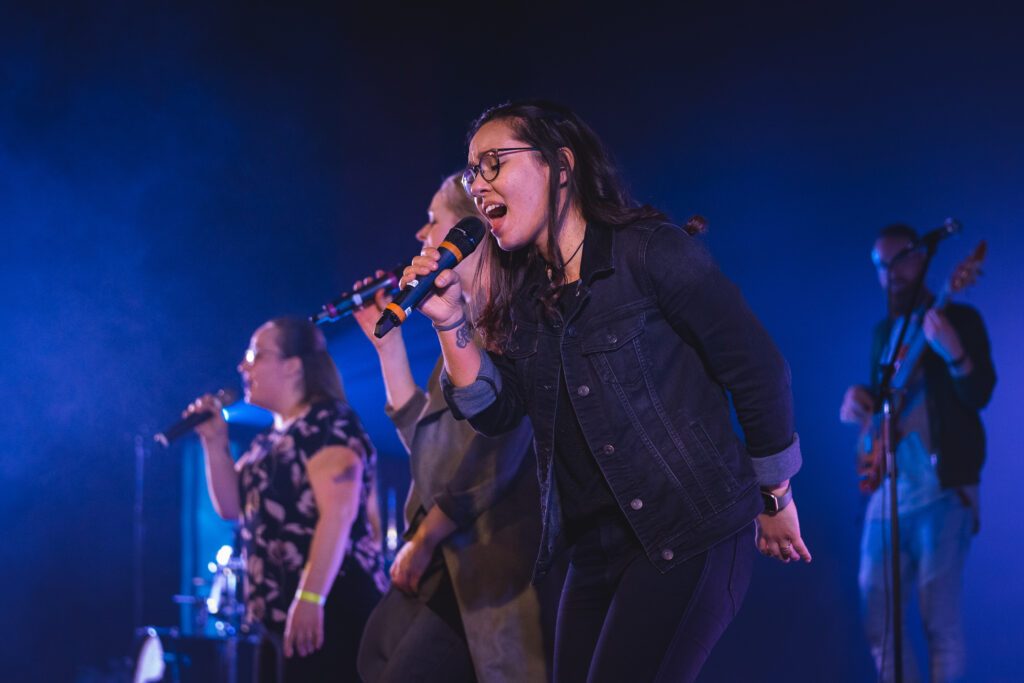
[461,147,540,193]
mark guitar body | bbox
[856,418,885,494]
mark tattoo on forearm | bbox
[455,321,473,349]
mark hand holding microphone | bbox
[374,217,485,338]
[351,270,404,349]
[155,389,236,446]
[311,265,404,326]
[397,250,467,329]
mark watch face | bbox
[761,491,778,513]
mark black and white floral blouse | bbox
[236,399,387,628]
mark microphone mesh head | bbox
[447,217,486,256]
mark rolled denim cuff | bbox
[750,432,802,486]
[439,352,502,420]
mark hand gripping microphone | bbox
[154,388,238,447]
[374,216,486,338]
[311,265,405,325]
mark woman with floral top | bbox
[185,316,387,682]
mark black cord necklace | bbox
[563,236,585,266]
[545,236,585,284]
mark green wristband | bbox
[296,589,326,606]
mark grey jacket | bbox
[386,358,550,682]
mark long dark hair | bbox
[467,100,701,349]
[270,317,347,404]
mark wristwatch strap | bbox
[761,484,793,515]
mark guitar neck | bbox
[886,239,985,391]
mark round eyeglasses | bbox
[461,147,539,193]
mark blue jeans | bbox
[859,492,976,683]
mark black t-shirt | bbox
[551,284,624,544]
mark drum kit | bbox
[131,545,264,683]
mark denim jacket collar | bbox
[523,222,617,302]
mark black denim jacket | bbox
[443,220,801,578]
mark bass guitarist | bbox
[839,223,996,683]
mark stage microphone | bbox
[154,389,238,447]
[890,218,963,263]
[374,217,486,338]
[311,265,405,325]
[916,217,962,249]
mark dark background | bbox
[2,2,1021,681]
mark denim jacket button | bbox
[566,325,577,337]
[630,498,643,510]
[606,333,617,344]
[576,385,590,397]
[602,444,615,455]
[661,549,674,561]
[543,383,553,391]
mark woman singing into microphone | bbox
[186,317,387,683]
[353,174,554,682]
[402,101,811,682]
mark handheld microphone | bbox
[916,217,962,249]
[154,389,238,447]
[311,265,405,325]
[374,217,486,338]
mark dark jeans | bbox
[554,518,754,683]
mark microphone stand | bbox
[875,238,939,683]
[133,433,148,631]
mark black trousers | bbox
[554,518,755,683]
[258,567,382,683]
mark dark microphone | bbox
[311,265,405,325]
[916,217,962,249]
[154,389,238,447]
[374,217,486,338]
[891,218,963,263]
